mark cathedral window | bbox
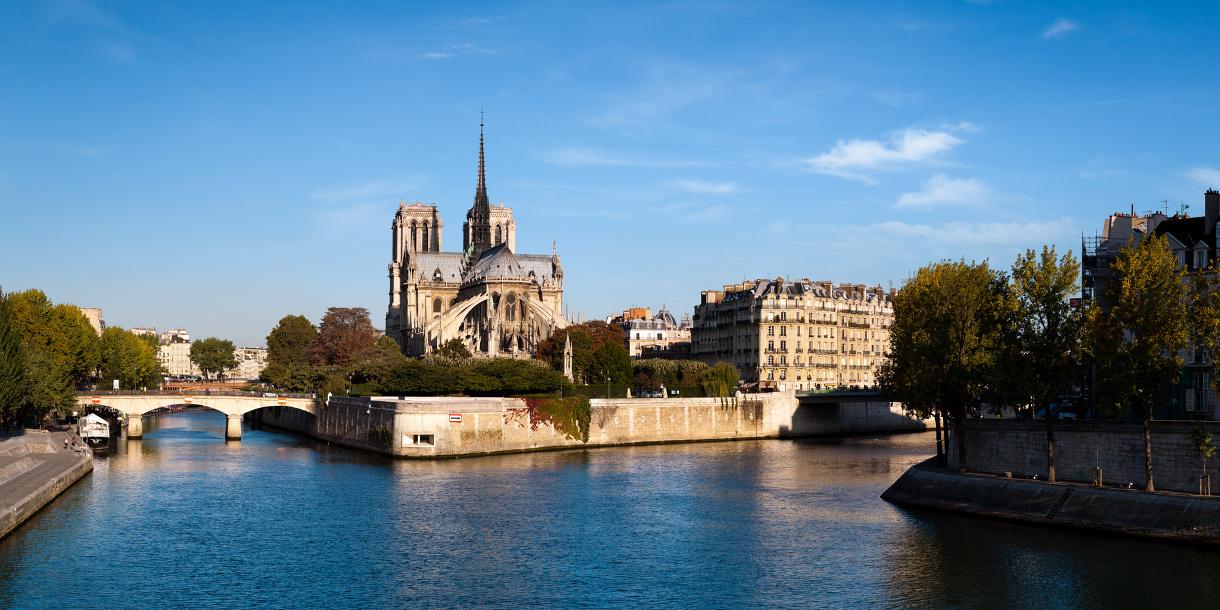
[433,298,442,313]
[422,223,429,251]
[496,225,502,245]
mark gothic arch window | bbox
[410,221,417,251]
[422,222,429,251]
[495,224,502,245]
[433,298,443,314]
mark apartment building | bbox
[691,277,894,391]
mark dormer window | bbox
[1197,250,1207,269]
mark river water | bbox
[3,409,1220,608]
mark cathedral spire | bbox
[474,109,489,213]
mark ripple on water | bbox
[2,411,1220,608]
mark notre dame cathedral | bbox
[385,119,568,357]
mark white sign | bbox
[449,414,462,423]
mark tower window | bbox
[433,298,443,313]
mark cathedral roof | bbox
[414,252,465,283]
[464,243,559,284]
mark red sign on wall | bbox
[449,414,462,423]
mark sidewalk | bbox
[0,429,93,540]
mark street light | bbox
[606,376,610,399]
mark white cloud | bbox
[674,179,738,195]
[659,201,731,223]
[310,179,421,203]
[895,175,988,208]
[870,90,922,107]
[804,127,964,181]
[592,62,736,128]
[1042,18,1079,39]
[542,148,709,169]
[420,42,498,60]
[1187,166,1220,186]
[848,218,1072,247]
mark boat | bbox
[78,413,112,454]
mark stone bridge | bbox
[78,394,317,440]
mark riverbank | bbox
[0,430,93,541]
[249,391,932,458]
[882,458,1220,546]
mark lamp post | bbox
[606,376,610,399]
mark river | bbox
[2,409,1219,608]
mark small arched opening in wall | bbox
[433,297,443,314]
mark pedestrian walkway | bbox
[0,430,92,539]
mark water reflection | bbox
[2,410,1219,608]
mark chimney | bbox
[1207,189,1220,240]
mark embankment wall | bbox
[252,392,929,458]
[947,419,1220,494]
[0,446,92,541]
[883,459,1220,546]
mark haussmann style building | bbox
[691,278,894,392]
[385,120,568,357]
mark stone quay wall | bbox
[252,392,930,459]
[883,458,1220,546]
[947,419,1220,494]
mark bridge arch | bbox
[77,395,316,440]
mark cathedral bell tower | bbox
[463,114,494,260]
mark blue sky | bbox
[2,0,1219,346]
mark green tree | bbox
[99,327,163,390]
[632,359,709,386]
[7,289,76,418]
[52,304,100,387]
[190,337,238,380]
[1008,246,1082,482]
[878,260,1009,471]
[1086,234,1190,492]
[0,290,26,426]
[1191,423,1216,495]
[267,315,317,367]
[311,307,379,366]
[433,338,473,362]
[536,321,624,383]
[701,362,740,398]
[589,341,631,386]
[350,335,408,386]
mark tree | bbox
[433,338,473,362]
[1191,423,1216,495]
[7,289,76,418]
[350,335,408,386]
[632,359,708,386]
[536,321,625,383]
[1087,234,1190,491]
[589,341,631,386]
[701,362,740,398]
[0,289,26,427]
[190,337,237,380]
[99,327,163,391]
[52,304,100,387]
[311,307,379,367]
[1008,246,1082,482]
[267,315,317,367]
[878,260,1009,471]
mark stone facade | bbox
[691,278,894,391]
[252,391,929,458]
[947,418,1220,494]
[613,306,692,358]
[385,120,567,357]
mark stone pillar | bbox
[126,415,143,439]
[226,414,242,440]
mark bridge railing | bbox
[77,389,316,399]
